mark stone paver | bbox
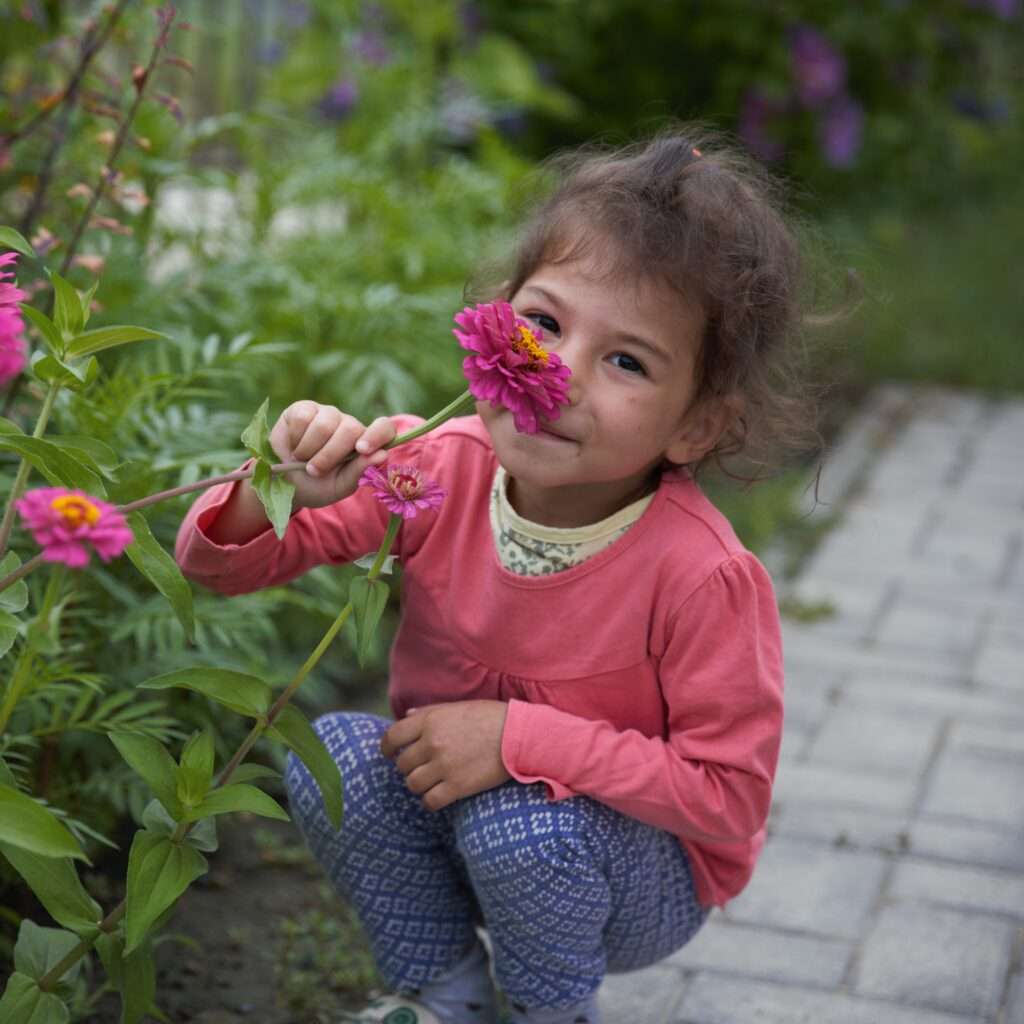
[600,387,1024,1023]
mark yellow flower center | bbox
[512,323,549,369]
[50,494,100,528]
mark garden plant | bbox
[3,0,1022,1021]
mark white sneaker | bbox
[338,994,444,1023]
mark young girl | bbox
[176,128,811,1024]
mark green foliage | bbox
[124,829,207,954]
[0,784,86,860]
[267,706,344,830]
[350,575,391,668]
[241,399,295,539]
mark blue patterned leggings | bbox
[285,712,708,1011]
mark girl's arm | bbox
[175,411,425,593]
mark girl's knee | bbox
[454,786,607,877]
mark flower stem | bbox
[386,389,476,449]
[0,380,62,560]
[0,564,65,734]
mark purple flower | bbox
[359,465,446,519]
[819,96,864,168]
[281,0,310,28]
[790,25,846,109]
[352,29,391,66]
[738,89,786,163]
[459,1,485,41]
[965,0,1020,17]
[317,78,358,121]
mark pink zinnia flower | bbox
[16,488,134,568]
[359,465,447,519]
[0,252,28,386]
[454,301,572,434]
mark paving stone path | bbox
[598,386,1024,1024]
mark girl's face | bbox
[478,257,727,528]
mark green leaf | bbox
[0,552,29,613]
[13,919,81,983]
[49,434,120,474]
[138,667,271,718]
[350,575,390,668]
[229,763,280,784]
[0,608,19,658]
[20,305,64,357]
[0,843,102,935]
[0,226,34,256]
[176,731,214,808]
[124,513,194,642]
[0,785,87,860]
[184,814,219,853]
[124,830,207,954]
[64,325,164,359]
[29,352,98,391]
[251,458,294,540]
[121,940,158,1024]
[184,783,289,823]
[240,398,274,461]
[96,932,159,1024]
[79,280,99,328]
[267,706,343,830]
[109,733,182,820]
[0,972,70,1023]
[0,434,105,495]
[48,271,84,339]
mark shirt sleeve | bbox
[500,552,784,844]
[174,415,425,595]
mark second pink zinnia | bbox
[359,464,447,519]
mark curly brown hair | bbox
[470,125,824,479]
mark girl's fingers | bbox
[404,762,444,797]
[306,419,368,476]
[395,741,431,778]
[270,400,319,462]
[293,409,355,467]
[355,416,398,456]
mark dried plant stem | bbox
[60,4,172,276]
[16,0,135,239]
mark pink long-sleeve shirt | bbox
[175,415,784,907]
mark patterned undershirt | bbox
[489,465,655,576]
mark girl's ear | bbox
[664,394,744,466]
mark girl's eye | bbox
[529,313,560,336]
[610,352,646,376]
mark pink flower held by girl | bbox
[454,301,572,434]
[16,488,134,568]
[359,465,447,519]
[0,252,28,386]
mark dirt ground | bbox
[84,813,382,1023]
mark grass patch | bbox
[828,184,1024,395]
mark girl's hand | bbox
[381,701,512,812]
[270,401,397,509]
